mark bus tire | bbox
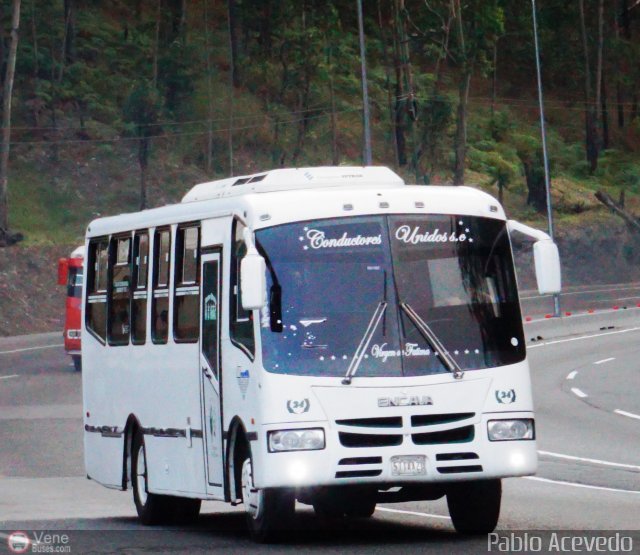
[172,497,201,525]
[131,428,172,525]
[72,355,81,372]
[343,495,376,518]
[240,448,295,542]
[446,479,501,535]
[312,492,345,518]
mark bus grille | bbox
[412,425,475,445]
[411,413,475,427]
[339,432,403,448]
[437,465,483,474]
[335,469,383,479]
[336,416,402,428]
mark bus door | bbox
[200,250,224,495]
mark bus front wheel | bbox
[446,479,501,534]
[240,451,295,542]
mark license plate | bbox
[390,455,427,476]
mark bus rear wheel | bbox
[131,428,199,525]
[446,479,501,535]
[240,451,295,542]
[72,355,81,372]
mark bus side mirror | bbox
[241,251,267,310]
[58,258,69,286]
[533,240,561,295]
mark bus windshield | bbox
[256,215,525,378]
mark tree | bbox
[0,0,22,246]
[450,0,504,184]
[123,81,162,210]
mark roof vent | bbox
[181,166,405,203]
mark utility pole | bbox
[356,0,372,165]
[532,0,561,317]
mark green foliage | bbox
[1,0,639,241]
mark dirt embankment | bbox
[1,216,639,337]
[513,216,640,291]
[0,245,70,337]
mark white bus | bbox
[82,166,560,541]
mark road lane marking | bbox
[528,326,640,349]
[594,357,615,365]
[571,387,588,398]
[538,450,640,471]
[376,507,450,520]
[566,371,578,380]
[614,409,640,421]
[0,343,63,355]
[0,374,19,380]
[525,476,640,495]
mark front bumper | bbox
[255,412,537,489]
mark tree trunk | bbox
[227,0,240,88]
[30,0,38,78]
[377,0,399,167]
[391,0,407,166]
[63,0,76,65]
[601,75,610,149]
[615,0,625,128]
[0,0,21,239]
[453,69,471,185]
[524,160,546,213]
[152,0,161,88]
[138,137,149,210]
[595,190,640,233]
[579,0,599,173]
[452,0,470,185]
[491,41,497,119]
[204,0,213,174]
[327,43,339,165]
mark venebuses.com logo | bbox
[6,531,71,553]
[7,532,30,553]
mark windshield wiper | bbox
[342,302,387,385]
[399,302,464,380]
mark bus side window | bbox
[174,225,200,343]
[152,227,171,344]
[108,236,132,346]
[230,219,255,358]
[86,238,109,342]
[131,231,149,345]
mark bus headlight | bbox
[487,419,535,441]
[268,428,325,452]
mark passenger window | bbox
[86,239,109,342]
[152,228,171,344]
[230,219,255,357]
[131,232,149,345]
[108,236,132,346]
[174,225,200,343]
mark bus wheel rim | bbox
[136,445,148,506]
[241,458,262,520]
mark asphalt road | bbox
[0,330,639,554]
[521,282,640,318]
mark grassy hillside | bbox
[1,1,639,246]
